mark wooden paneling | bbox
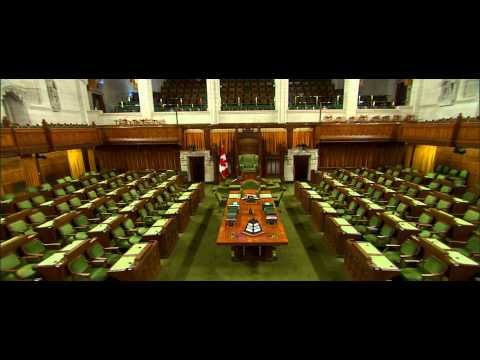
[0,128,18,157]
[318,143,406,170]
[435,146,480,186]
[39,151,70,183]
[315,123,398,143]
[95,145,180,171]
[100,126,180,145]
[456,122,480,148]
[0,157,24,194]
[50,128,101,150]
[398,122,455,146]
[14,128,49,154]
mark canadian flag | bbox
[219,145,229,178]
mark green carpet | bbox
[156,184,349,281]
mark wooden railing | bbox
[1,117,479,157]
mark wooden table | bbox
[108,241,161,281]
[324,216,362,257]
[216,190,288,261]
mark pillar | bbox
[67,149,86,178]
[137,79,155,119]
[206,79,221,124]
[275,79,289,123]
[409,79,423,116]
[21,155,41,187]
[343,79,360,118]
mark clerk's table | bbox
[216,190,288,261]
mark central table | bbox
[216,190,288,261]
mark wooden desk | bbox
[418,237,480,281]
[36,239,91,281]
[324,217,362,257]
[216,190,288,261]
[344,240,401,281]
[311,201,338,233]
[142,218,177,258]
[164,201,189,233]
[108,241,161,281]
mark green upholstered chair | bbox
[121,192,134,204]
[364,187,375,198]
[67,254,108,281]
[435,165,443,173]
[397,184,408,194]
[41,183,53,192]
[90,177,98,184]
[0,252,38,281]
[371,189,384,202]
[129,189,140,199]
[155,195,170,210]
[428,182,441,191]
[111,225,142,249]
[58,223,88,243]
[384,179,394,187]
[109,181,118,189]
[418,220,450,240]
[436,174,447,180]
[342,205,366,223]
[406,187,418,197]
[25,186,38,193]
[126,175,134,181]
[439,185,453,194]
[96,187,106,196]
[69,197,83,208]
[272,191,284,207]
[441,166,450,174]
[137,208,161,227]
[86,242,121,266]
[239,154,259,173]
[385,197,400,211]
[400,255,447,281]
[106,199,120,213]
[32,195,47,207]
[87,191,98,200]
[56,202,71,214]
[21,238,58,261]
[363,222,396,249]
[81,180,90,187]
[383,238,420,266]
[406,211,434,230]
[403,174,413,181]
[145,202,165,217]
[73,214,98,231]
[412,176,423,184]
[28,211,48,226]
[123,217,148,236]
[161,191,176,205]
[57,178,66,184]
[54,188,67,197]
[354,214,382,234]
[452,236,480,261]
[463,208,480,225]
[448,169,459,178]
[16,199,34,211]
[7,220,36,237]
[424,194,438,207]
[436,199,452,212]
[391,202,409,218]
[241,180,261,191]
[215,192,227,207]
[65,185,76,194]
[336,200,357,216]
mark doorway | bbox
[189,156,205,182]
[294,155,309,181]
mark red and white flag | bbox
[219,145,229,178]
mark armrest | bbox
[44,243,62,249]
[403,259,421,264]
[21,254,43,261]
[384,244,401,248]
[417,223,432,228]
[136,221,147,226]
[126,229,137,234]
[115,236,129,240]
[421,273,443,280]
[88,218,101,222]
[74,226,89,230]
[73,272,91,278]
[90,259,108,266]
[446,240,467,247]
[353,219,368,223]
[375,235,392,239]
[366,227,379,233]
[405,215,419,220]
[80,200,90,203]
[104,246,120,251]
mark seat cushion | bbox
[384,251,401,265]
[128,235,142,245]
[400,268,423,281]
[75,232,89,240]
[89,267,108,281]
[16,264,37,279]
[355,225,367,234]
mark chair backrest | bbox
[7,220,29,234]
[90,177,98,184]
[466,236,480,253]
[428,182,440,190]
[32,195,46,206]
[422,256,447,275]
[112,226,126,238]
[69,197,82,207]
[138,208,148,219]
[22,239,46,255]
[347,201,357,211]
[241,180,260,191]
[16,199,33,210]
[29,211,47,224]
[54,188,67,197]
[65,185,76,193]
[356,207,366,217]
[398,184,408,193]
[146,202,155,213]
[385,179,393,187]
[73,214,89,227]
[418,212,433,224]
[68,255,89,274]
[387,197,399,207]
[123,218,135,230]
[87,191,97,200]
[396,202,408,215]
[462,191,478,204]
[372,190,383,200]
[440,185,452,194]
[459,169,469,179]
[400,239,418,256]
[87,242,105,258]
[412,176,422,184]
[448,169,458,177]
[380,223,395,237]
[369,215,381,227]
[366,187,374,196]
[0,252,21,271]
[424,195,438,206]
[41,183,53,191]
[436,199,451,211]
[432,221,450,234]
[122,193,132,202]
[463,209,480,223]
[56,202,71,214]
[58,223,75,237]
[406,187,418,197]
[130,189,139,198]
[337,193,346,203]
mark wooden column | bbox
[21,155,41,187]
[87,148,97,172]
[204,128,211,151]
[287,126,293,150]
